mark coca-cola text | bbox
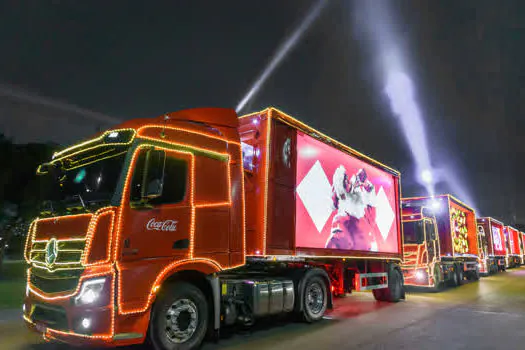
[146,218,178,232]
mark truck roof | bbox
[478,217,504,226]
[240,107,401,176]
[403,194,475,214]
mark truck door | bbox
[117,147,193,311]
[121,147,192,260]
[425,219,438,263]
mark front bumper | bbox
[402,267,434,287]
[23,267,118,347]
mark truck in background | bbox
[23,107,405,350]
[504,226,522,268]
[477,217,506,273]
[518,231,525,265]
[401,194,480,290]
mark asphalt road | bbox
[2,268,525,350]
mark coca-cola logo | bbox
[146,218,178,232]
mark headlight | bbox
[74,278,107,305]
[415,270,425,280]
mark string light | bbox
[239,153,247,264]
[262,112,272,255]
[82,208,115,266]
[28,270,112,301]
[52,128,136,159]
[137,125,241,147]
[117,258,221,315]
[24,220,37,263]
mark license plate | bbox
[35,322,47,333]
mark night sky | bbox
[0,1,524,224]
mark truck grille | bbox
[30,273,81,294]
[30,238,86,270]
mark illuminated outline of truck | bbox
[401,194,480,290]
[23,107,405,349]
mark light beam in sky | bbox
[235,0,328,113]
[353,0,475,207]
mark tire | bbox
[472,269,480,281]
[456,267,464,286]
[302,275,328,323]
[373,269,403,302]
[149,282,208,350]
[448,267,459,287]
[430,265,443,292]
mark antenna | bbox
[160,115,169,139]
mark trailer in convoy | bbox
[401,194,480,290]
[23,107,405,349]
[477,217,506,273]
[504,226,521,268]
[518,231,525,265]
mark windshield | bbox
[403,220,424,244]
[38,147,128,213]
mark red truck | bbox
[401,194,480,290]
[519,231,525,265]
[504,226,521,268]
[23,107,405,349]
[476,217,506,273]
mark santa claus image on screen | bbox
[325,166,381,251]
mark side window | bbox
[425,221,436,240]
[130,149,188,205]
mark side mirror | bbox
[142,149,166,200]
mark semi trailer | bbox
[504,226,521,268]
[518,231,525,265]
[401,195,480,290]
[477,217,506,273]
[23,107,405,349]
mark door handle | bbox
[123,249,139,256]
[122,238,138,255]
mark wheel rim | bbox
[306,282,325,315]
[165,299,198,344]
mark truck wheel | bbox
[149,282,208,350]
[456,267,464,286]
[373,269,403,302]
[448,267,458,287]
[430,265,442,292]
[302,276,328,323]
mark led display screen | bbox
[491,223,506,256]
[508,227,520,255]
[295,132,400,253]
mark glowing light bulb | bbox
[81,318,91,329]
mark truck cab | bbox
[401,206,441,288]
[23,108,246,347]
[476,219,498,275]
[401,195,480,290]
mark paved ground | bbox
[2,268,525,349]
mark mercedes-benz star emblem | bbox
[45,238,58,267]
